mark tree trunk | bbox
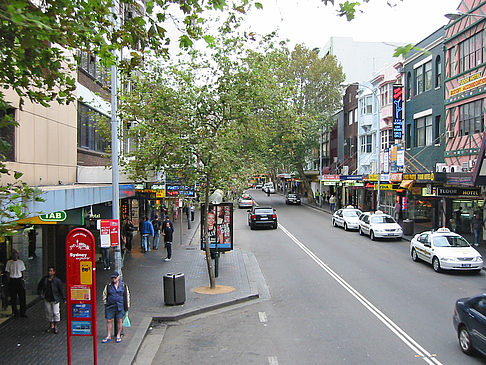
[297,165,315,205]
[203,173,216,289]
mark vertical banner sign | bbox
[109,219,119,247]
[98,219,119,247]
[200,203,233,252]
[66,228,97,365]
[393,85,403,139]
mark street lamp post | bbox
[319,124,323,207]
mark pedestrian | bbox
[162,220,174,262]
[5,249,27,318]
[455,206,463,233]
[27,226,38,260]
[102,271,130,344]
[151,215,161,250]
[140,216,154,253]
[470,213,485,247]
[100,238,111,270]
[394,199,402,222]
[190,205,195,221]
[315,190,320,205]
[123,219,135,253]
[164,216,174,230]
[37,266,66,334]
[329,194,336,213]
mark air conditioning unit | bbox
[435,163,448,172]
[462,162,469,172]
[446,130,454,139]
[469,159,477,169]
[449,165,461,173]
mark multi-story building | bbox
[443,0,486,232]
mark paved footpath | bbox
[0,211,261,365]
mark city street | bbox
[150,189,486,365]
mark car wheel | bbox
[411,248,419,262]
[459,326,473,355]
[250,223,255,230]
[370,231,376,241]
[432,256,441,272]
[273,222,278,229]
[344,223,348,231]
[359,227,364,236]
[332,219,337,227]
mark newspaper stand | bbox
[66,228,97,365]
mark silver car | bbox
[358,211,403,240]
[332,207,362,231]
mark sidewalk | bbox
[0,211,261,365]
[301,196,486,267]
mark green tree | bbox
[262,44,345,204]
[119,28,279,287]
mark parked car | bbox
[285,193,301,205]
[453,293,486,356]
[410,227,482,273]
[332,206,362,231]
[248,206,277,229]
[255,183,263,189]
[358,211,402,240]
[238,194,255,209]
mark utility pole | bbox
[319,124,323,208]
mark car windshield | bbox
[241,195,251,199]
[343,210,360,217]
[255,208,273,214]
[434,235,470,248]
[288,194,297,198]
[370,216,396,224]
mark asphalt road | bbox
[152,189,486,365]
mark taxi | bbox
[332,206,362,231]
[358,210,402,240]
[410,227,482,273]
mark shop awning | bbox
[400,180,414,188]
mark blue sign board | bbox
[72,303,91,318]
[72,320,92,335]
[393,85,403,139]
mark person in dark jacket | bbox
[162,221,174,262]
[123,219,135,253]
[37,266,66,334]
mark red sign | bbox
[109,219,119,247]
[99,219,119,247]
[66,228,97,364]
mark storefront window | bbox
[451,199,484,236]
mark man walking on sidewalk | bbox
[140,217,154,253]
[152,215,161,250]
[470,213,485,247]
[37,266,65,334]
[5,249,27,318]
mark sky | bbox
[244,0,461,48]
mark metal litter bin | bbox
[403,219,414,236]
[163,273,185,305]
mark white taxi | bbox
[332,206,362,231]
[358,211,402,240]
[410,227,482,273]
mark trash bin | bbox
[163,273,185,305]
[403,219,414,236]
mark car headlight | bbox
[441,257,454,262]
[475,256,483,262]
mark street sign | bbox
[66,228,97,365]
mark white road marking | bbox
[258,311,268,323]
[279,224,443,365]
[268,356,279,365]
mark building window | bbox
[0,108,15,162]
[361,95,373,114]
[459,99,484,136]
[459,32,483,73]
[406,123,412,149]
[381,129,393,150]
[424,61,432,91]
[380,84,393,106]
[450,46,457,77]
[360,134,372,153]
[406,72,412,99]
[77,50,111,87]
[347,111,352,125]
[435,56,441,88]
[416,66,423,95]
[434,115,441,145]
[77,103,110,153]
[416,115,433,147]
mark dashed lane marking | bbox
[258,311,268,323]
[268,356,278,365]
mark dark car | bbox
[453,293,486,356]
[285,193,301,205]
[248,206,277,230]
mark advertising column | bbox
[65,228,97,365]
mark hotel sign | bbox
[436,187,481,197]
[450,72,486,97]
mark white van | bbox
[262,182,275,194]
